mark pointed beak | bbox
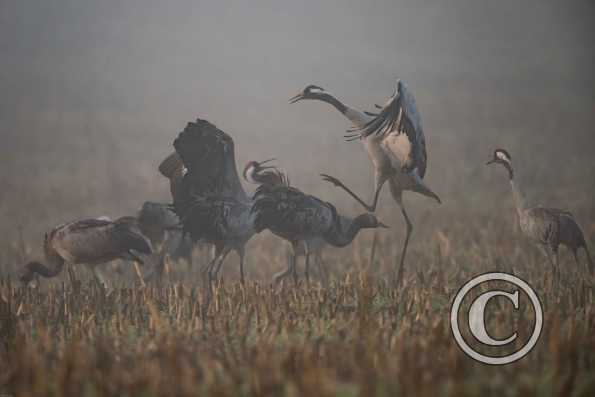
[289,93,304,104]
[486,159,496,166]
[378,222,389,229]
[256,158,277,170]
[258,158,276,165]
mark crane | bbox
[20,216,152,290]
[243,159,327,283]
[290,80,440,285]
[171,118,255,284]
[251,181,387,283]
[486,148,593,278]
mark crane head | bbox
[20,262,39,285]
[289,84,325,103]
[486,148,512,166]
[357,213,389,229]
[243,158,276,184]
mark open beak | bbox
[378,222,389,229]
[258,158,276,165]
[289,93,304,104]
[256,158,277,169]
[486,159,496,165]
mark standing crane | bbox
[243,159,328,283]
[171,118,255,284]
[20,216,152,289]
[486,148,593,277]
[251,182,388,283]
[290,80,440,284]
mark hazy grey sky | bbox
[0,0,593,231]
[2,0,593,127]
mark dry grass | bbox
[1,219,594,396]
[1,90,594,396]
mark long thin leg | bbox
[133,261,146,288]
[304,243,311,285]
[314,251,327,282]
[395,207,412,287]
[204,244,223,282]
[237,246,246,284]
[274,249,295,284]
[539,245,556,287]
[290,241,299,285]
[584,245,594,275]
[291,248,299,285]
[210,246,231,283]
[67,264,79,290]
[368,230,378,270]
[572,249,580,270]
[321,173,387,212]
[92,266,111,292]
[388,180,411,287]
[553,248,560,283]
[203,245,228,312]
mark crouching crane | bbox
[20,216,153,289]
[251,182,387,283]
[243,159,328,283]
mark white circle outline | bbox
[450,272,543,365]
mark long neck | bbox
[246,168,286,188]
[324,215,369,247]
[505,163,527,214]
[27,260,64,278]
[315,93,371,128]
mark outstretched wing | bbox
[347,80,427,178]
[173,118,248,210]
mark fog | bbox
[1,0,594,242]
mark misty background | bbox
[0,0,594,269]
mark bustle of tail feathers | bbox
[250,183,302,233]
[259,167,290,187]
[158,152,184,178]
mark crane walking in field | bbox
[243,159,328,283]
[20,216,153,289]
[290,80,440,285]
[486,148,593,277]
[251,182,387,283]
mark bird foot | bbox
[320,173,344,188]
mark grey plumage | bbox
[290,80,440,285]
[251,183,387,283]
[20,216,153,288]
[242,159,326,282]
[172,118,254,283]
[487,148,593,276]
